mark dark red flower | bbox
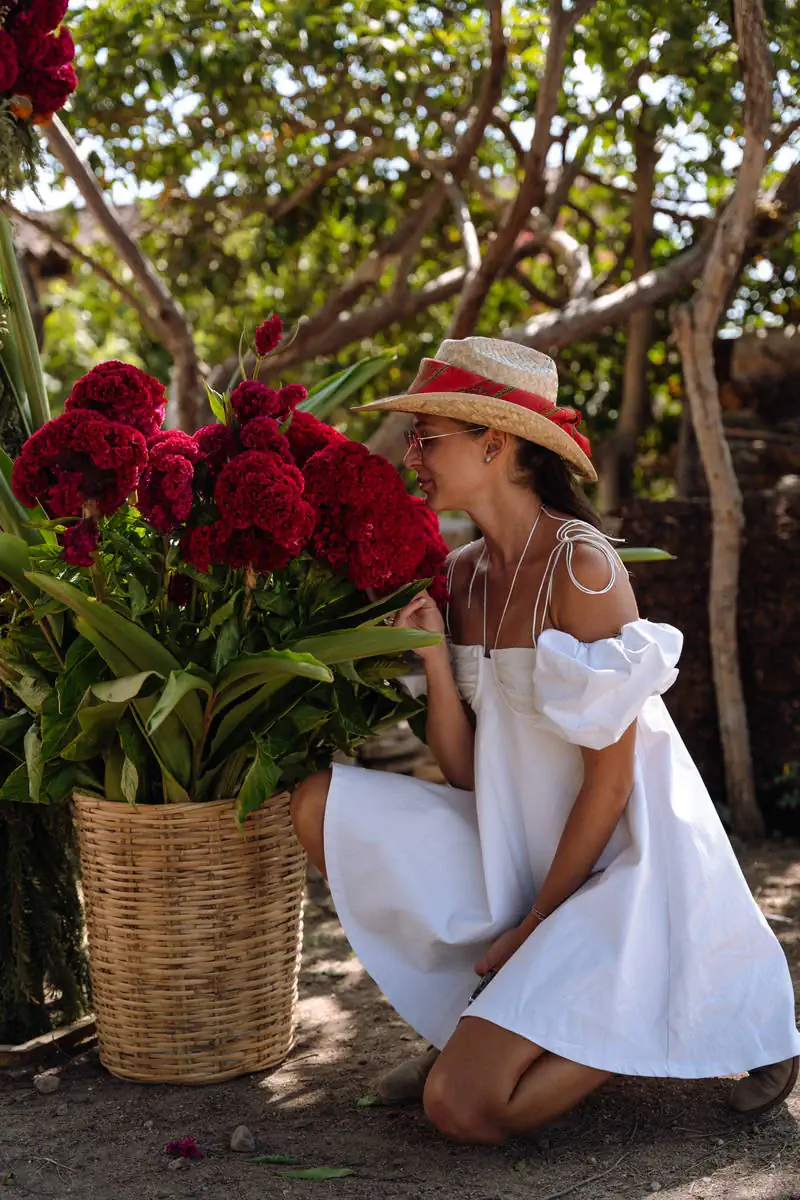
[254,315,283,357]
[11,410,147,517]
[226,528,295,573]
[13,25,74,69]
[277,383,307,409]
[194,424,236,472]
[180,520,231,574]
[303,440,448,596]
[167,573,193,605]
[240,415,292,460]
[66,361,166,440]
[59,518,99,567]
[214,449,313,544]
[229,380,281,425]
[287,409,347,467]
[137,454,195,533]
[9,0,69,34]
[16,61,77,121]
[148,429,202,464]
[164,1137,204,1162]
[0,31,20,91]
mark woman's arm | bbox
[476,543,638,974]
[393,589,475,791]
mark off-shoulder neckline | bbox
[447,618,661,655]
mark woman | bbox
[291,337,800,1144]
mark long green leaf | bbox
[23,723,43,802]
[235,736,281,827]
[288,627,441,664]
[92,670,160,704]
[0,531,39,600]
[0,453,37,544]
[216,648,333,694]
[146,669,211,736]
[75,618,193,791]
[298,352,396,421]
[0,214,50,429]
[618,547,675,563]
[26,572,204,741]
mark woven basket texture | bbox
[73,791,306,1084]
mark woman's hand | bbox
[474,922,533,976]
[391,590,446,662]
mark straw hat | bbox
[354,336,597,482]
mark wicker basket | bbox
[73,791,306,1084]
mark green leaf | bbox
[0,709,31,754]
[145,669,212,736]
[248,1154,300,1166]
[23,723,43,803]
[0,532,39,601]
[205,383,228,425]
[91,671,160,704]
[120,755,139,804]
[61,700,128,761]
[300,352,396,421]
[207,589,241,631]
[2,667,51,713]
[356,1094,382,1108]
[0,762,34,802]
[213,616,241,674]
[217,648,333,693]
[618,546,675,563]
[27,573,204,742]
[288,627,441,665]
[281,1167,356,1180]
[235,735,281,826]
[128,575,150,616]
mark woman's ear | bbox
[484,428,509,462]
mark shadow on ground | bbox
[1,842,798,1200]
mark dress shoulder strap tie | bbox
[532,515,626,647]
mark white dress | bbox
[324,520,800,1078]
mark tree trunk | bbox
[598,123,657,513]
[43,117,205,431]
[670,0,773,840]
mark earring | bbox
[485,451,494,463]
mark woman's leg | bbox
[290,769,332,877]
[423,1015,612,1144]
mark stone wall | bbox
[619,482,800,829]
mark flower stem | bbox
[242,566,256,620]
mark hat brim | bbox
[353,391,598,483]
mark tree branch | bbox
[670,0,773,840]
[448,0,598,337]
[43,116,205,430]
[1,204,158,337]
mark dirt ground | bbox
[2,840,798,1200]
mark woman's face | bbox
[403,415,492,512]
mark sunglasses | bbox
[403,426,485,454]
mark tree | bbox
[671,0,773,840]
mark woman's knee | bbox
[290,769,331,866]
[422,1066,509,1145]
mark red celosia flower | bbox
[13,24,74,68]
[167,573,193,605]
[0,31,19,91]
[11,411,147,517]
[214,450,314,552]
[148,429,202,464]
[303,440,448,597]
[164,1137,204,1161]
[226,528,295,574]
[277,383,307,409]
[286,409,347,467]
[8,0,69,34]
[194,424,236,472]
[137,454,195,534]
[229,381,281,425]
[240,415,292,461]
[16,61,77,121]
[254,315,283,357]
[66,361,166,440]
[59,518,99,567]
[181,519,231,574]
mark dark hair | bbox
[467,427,602,529]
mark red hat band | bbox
[410,360,591,458]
